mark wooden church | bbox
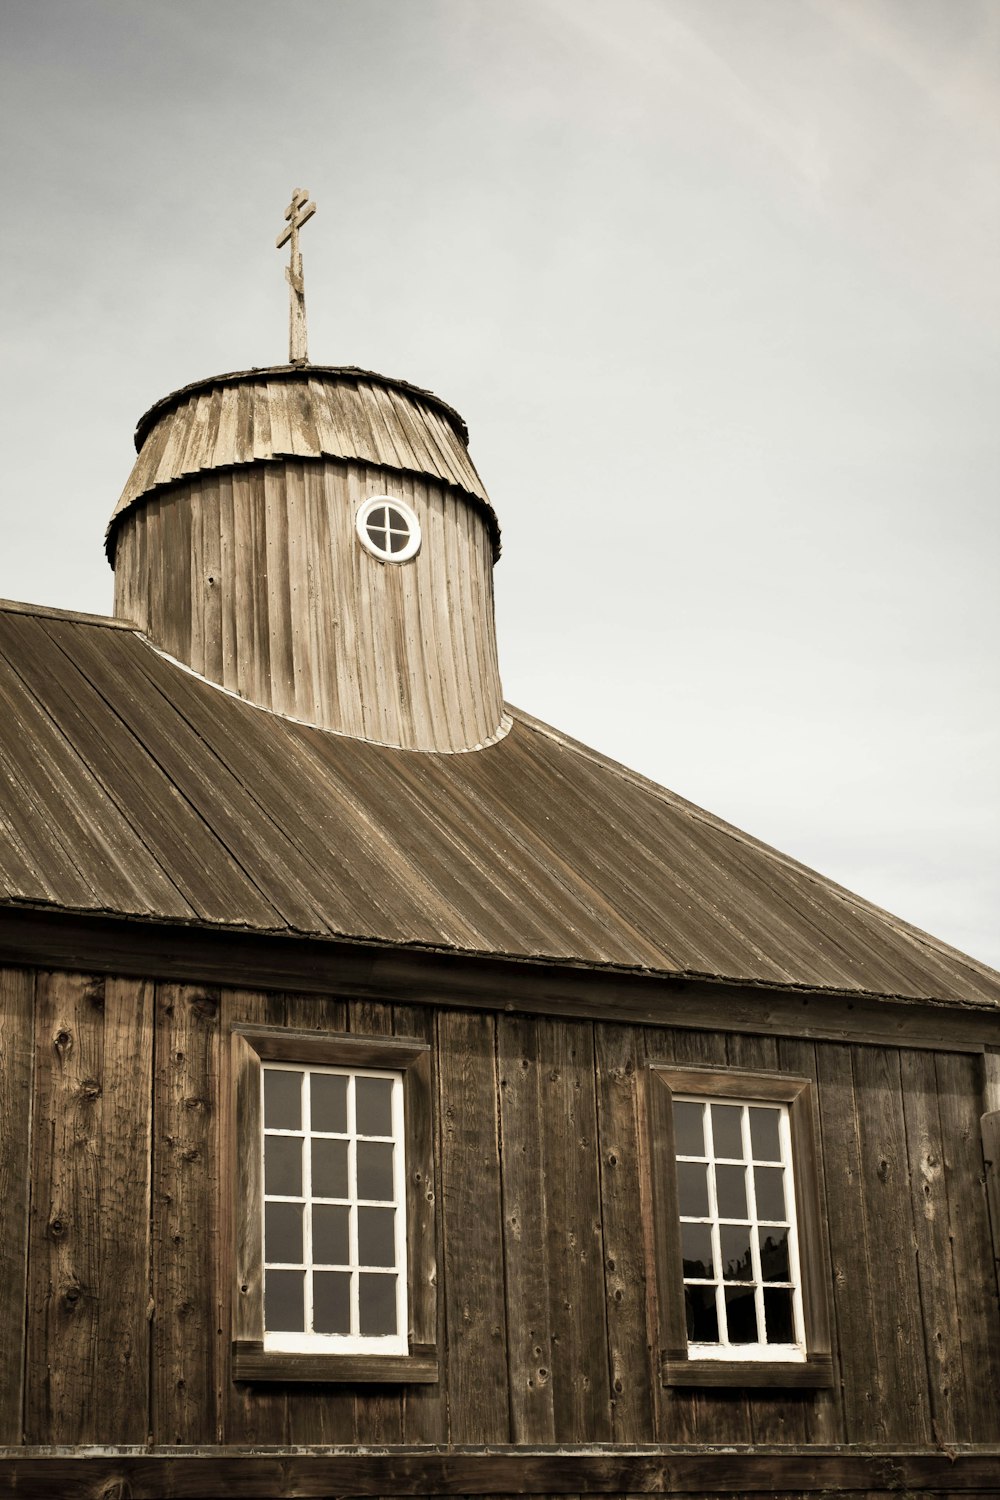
[1,192,998,1498]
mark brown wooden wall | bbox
[112,459,505,753]
[2,964,998,1449]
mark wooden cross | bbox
[276,188,316,365]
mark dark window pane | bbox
[724,1285,759,1343]
[385,506,407,531]
[265,1135,302,1196]
[312,1203,350,1265]
[673,1100,705,1157]
[749,1106,782,1161]
[313,1270,351,1335]
[265,1201,303,1264]
[681,1221,715,1280]
[759,1227,791,1282]
[357,1141,394,1201]
[367,507,387,531]
[358,1206,396,1267]
[264,1269,304,1331]
[715,1163,748,1220]
[358,1272,397,1336]
[720,1223,753,1281]
[685,1284,719,1342]
[711,1104,744,1159]
[763,1286,795,1343]
[676,1160,710,1218]
[264,1069,302,1130]
[356,1076,394,1137]
[311,1073,348,1134]
[755,1166,787,1222]
[312,1138,349,1198]
[389,528,410,553]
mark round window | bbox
[355,496,421,563]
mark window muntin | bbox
[262,1063,408,1355]
[673,1095,805,1361]
[356,496,421,563]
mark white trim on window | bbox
[674,1094,806,1363]
[261,1062,408,1356]
[355,495,422,563]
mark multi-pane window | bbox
[673,1096,804,1360]
[261,1063,408,1355]
[644,1065,832,1388]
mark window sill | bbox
[661,1353,833,1388]
[232,1341,438,1384]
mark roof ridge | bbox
[0,598,138,631]
[508,704,1000,993]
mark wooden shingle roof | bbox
[106,365,500,562]
[0,599,997,1008]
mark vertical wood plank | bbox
[199,480,223,686]
[538,1017,612,1442]
[497,1015,556,1443]
[899,1048,969,1443]
[438,1008,509,1442]
[218,473,238,691]
[93,976,154,1437]
[152,983,222,1444]
[815,1042,885,1441]
[263,466,295,716]
[26,971,153,1443]
[0,967,34,1442]
[594,1021,654,1442]
[852,1044,931,1442]
[936,1049,1000,1440]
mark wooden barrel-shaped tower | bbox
[106,365,506,753]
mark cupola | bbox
[105,191,506,754]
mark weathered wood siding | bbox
[113,460,505,752]
[5,964,999,1449]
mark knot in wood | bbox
[877,1157,890,1183]
[62,1280,84,1310]
[79,1077,102,1100]
[47,1215,67,1240]
[192,994,219,1020]
[53,1028,73,1052]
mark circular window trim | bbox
[355,495,422,564]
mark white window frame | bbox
[674,1094,805,1362]
[356,495,422,563]
[644,1063,834,1390]
[261,1063,408,1356]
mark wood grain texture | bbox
[935,1050,1000,1440]
[899,1048,969,1443]
[5,1445,1000,1497]
[152,984,222,1443]
[25,971,152,1443]
[0,968,34,1442]
[594,1023,654,1442]
[851,1045,931,1443]
[497,1015,557,1443]
[113,459,505,752]
[438,1009,509,1442]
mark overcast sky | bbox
[1,0,997,969]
